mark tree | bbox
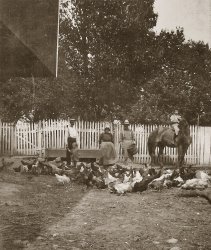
[1,1,211,125]
[60,0,158,120]
[127,38,211,125]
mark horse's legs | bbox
[149,144,156,166]
[178,145,186,173]
[158,145,165,168]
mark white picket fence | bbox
[0,119,211,165]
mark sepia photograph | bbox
[0,0,211,249]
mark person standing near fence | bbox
[98,124,117,168]
[120,119,136,164]
[66,119,79,166]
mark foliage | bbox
[59,0,158,120]
[127,39,211,125]
[0,0,211,125]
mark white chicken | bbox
[104,172,119,185]
[55,174,70,185]
[196,171,211,182]
[112,182,133,194]
[173,176,184,185]
[132,170,143,183]
[181,178,208,190]
[123,171,131,183]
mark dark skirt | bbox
[99,142,118,166]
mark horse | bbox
[148,119,192,172]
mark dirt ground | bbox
[0,158,211,250]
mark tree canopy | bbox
[0,0,211,125]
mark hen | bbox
[104,172,119,185]
[133,170,161,192]
[111,181,133,194]
[55,174,70,185]
[181,178,208,190]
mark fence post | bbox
[37,121,42,157]
[10,124,16,156]
[0,120,2,155]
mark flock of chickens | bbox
[13,157,211,199]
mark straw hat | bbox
[123,119,130,125]
[104,123,110,130]
[70,119,76,123]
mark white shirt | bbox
[170,114,181,123]
[68,126,78,138]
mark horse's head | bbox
[178,118,189,133]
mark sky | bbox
[154,0,211,46]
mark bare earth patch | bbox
[0,158,211,250]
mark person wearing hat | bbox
[170,109,182,141]
[98,124,117,167]
[120,119,135,164]
[66,119,79,166]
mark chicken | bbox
[20,165,29,173]
[112,182,133,194]
[123,171,131,183]
[13,165,21,172]
[148,179,164,191]
[132,170,143,183]
[163,179,173,189]
[133,170,161,192]
[172,176,184,187]
[55,174,70,185]
[21,159,36,171]
[31,161,42,175]
[169,169,180,180]
[77,164,98,188]
[148,170,172,189]
[48,162,62,175]
[104,172,119,185]
[180,165,196,181]
[90,162,103,177]
[196,171,211,182]
[181,178,208,190]
[92,175,106,189]
[115,164,126,175]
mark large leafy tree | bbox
[127,37,211,125]
[60,0,158,120]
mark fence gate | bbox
[15,122,40,155]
